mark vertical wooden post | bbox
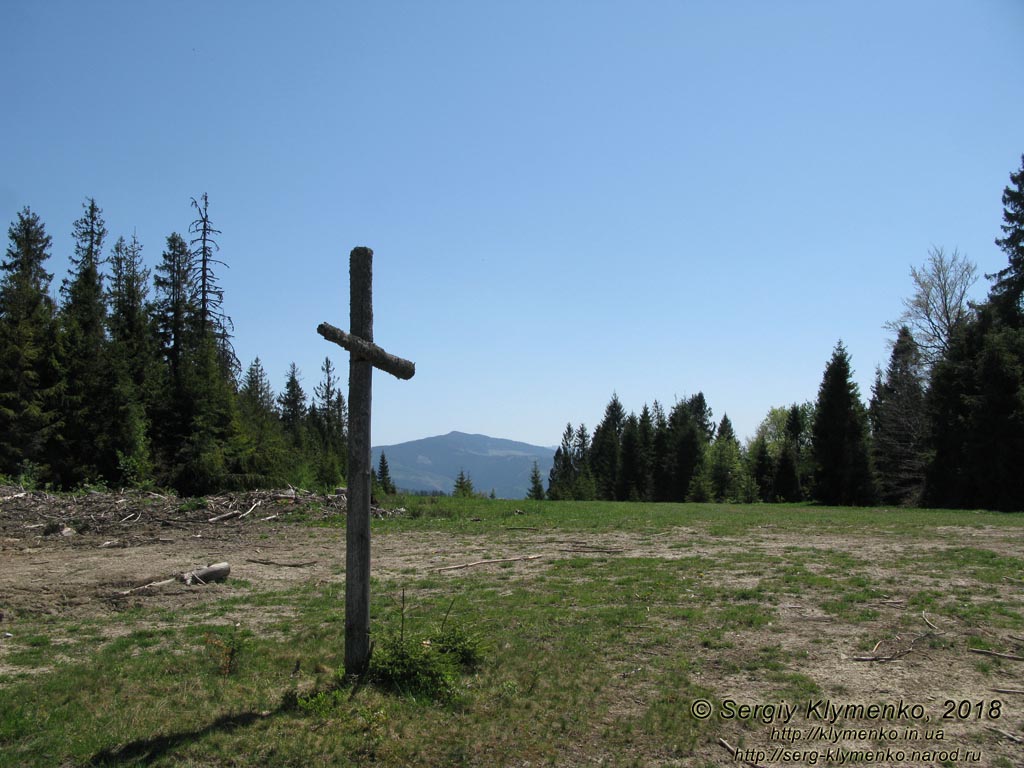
[318,246,413,675]
[345,247,373,675]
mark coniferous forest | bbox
[0,195,348,495]
[2,155,1023,508]
[547,156,1024,512]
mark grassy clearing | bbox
[1,498,1023,766]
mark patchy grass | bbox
[1,496,1022,766]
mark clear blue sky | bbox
[4,1,1022,447]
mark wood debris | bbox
[0,485,404,546]
[852,631,938,662]
[245,558,317,568]
[968,648,1024,662]
[119,562,231,594]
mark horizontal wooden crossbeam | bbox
[317,322,416,380]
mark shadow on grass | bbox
[88,708,277,766]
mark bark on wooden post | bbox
[317,246,416,677]
[347,247,374,675]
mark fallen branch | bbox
[437,555,542,572]
[559,546,625,553]
[853,631,937,662]
[852,648,916,663]
[989,688,1024,695]
[718,737,770,768]
[208,510,241,523]
[118,562,231,594]
[260,514,279,521]
[238,501,261,519]
[922,612,940,631]
[986,726,1023,744]
[120,577,176,595]
[969,648,1024,662]
[245,558,317,568]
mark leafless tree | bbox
[885,246,978,369]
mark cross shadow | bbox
[88,708,276,766]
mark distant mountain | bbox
[371,431,555,499]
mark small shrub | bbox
[433,624,484,669]
[366,632,459,702]
[204,625,245,676]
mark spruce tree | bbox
[707,414,742,502]
[925,307,1024,512]
[990,155,1024,315]
[786,402,815,494]
[153,233,197,385]
[637,404,655,500]
[453,468,475,497]
[924,310,981,508]
[650,400,672,501]
[105,233,156,485]
[58,198,111,484]
[152,227,241,493]
[150,232,197,480]
[547,423,577,500]
[773,445,802,502]
[966,321,1024,510]
[279,363,309,447]
[527,460,545,500]
[749,436,775,501]
[0,208,60,481]
[311,356,347,485]
[923,158,1024,511]
[811,342,875,505]
[666,399,708,501]
[686,392,715,442]
[377,451,396,495]
[572,423,596,499]
[617,413,643,500]
[237,357,287,485]
[590,393,625,499]
[869,327,927,505]
[175,331,244,494]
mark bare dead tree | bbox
[189,193,238,377]
[885,246,978,370]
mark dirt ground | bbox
[1,487,1022,766]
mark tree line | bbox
[0,196,349,494]
[3,155,1022,508]
[537,155,1024,512]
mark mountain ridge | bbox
[371,431,554,499]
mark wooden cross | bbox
[317,246,415,675]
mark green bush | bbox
[433,624,485,670]
[366,632,459,703]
